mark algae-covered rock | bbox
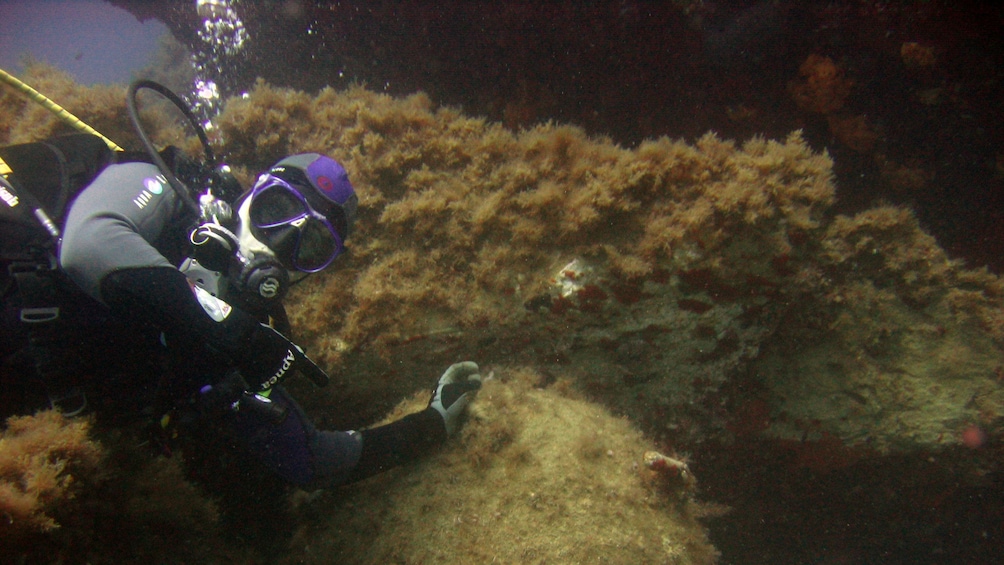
[754,206,1004,451]
[224,80,998,455]
[283,370,719,565]
[213,80,842,445]
[5,66,999,456]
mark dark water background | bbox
[119,0,1004,278]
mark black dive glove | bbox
[428,361,482,436]
[101,266,328,391]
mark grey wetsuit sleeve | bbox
[59,162,181,302]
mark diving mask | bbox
[245,172,345,272]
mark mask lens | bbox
[250,183,306,227]
[246,175,344,272]
[296,220,340,271]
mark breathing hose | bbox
[126,79,216,215]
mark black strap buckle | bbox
[21,306,60,323]
[10,257,62,324]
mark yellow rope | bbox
[0,67,124,154]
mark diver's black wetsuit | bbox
[9,160,446,488]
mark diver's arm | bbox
[342,408,448,483]
[59,162,181,301]
[342,362,481,483]
[100,265,327,390]
[59,162,249,365]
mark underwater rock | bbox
[753,206,1004,452]
[3,68,1002,456]
[0,411,102,539]
[210,80,836,443]
[0,410,250,563]
[196,79,1002,455]
[282,371,719,565]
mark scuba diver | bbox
[0,77,481,489]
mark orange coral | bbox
[789,54,853,114]
[901,42,937,68]
[827,113,879,153]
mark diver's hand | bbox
[429,361,482,436]
[241,323,330,390]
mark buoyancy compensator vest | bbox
[0,134,212,416]
[0,133,113,259]
[0,133,119,415]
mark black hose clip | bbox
[199,370,289,425]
